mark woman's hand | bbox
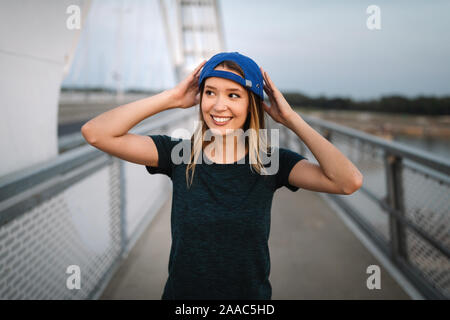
[260,67,298,128]
[170,60,207,109]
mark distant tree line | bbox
[61,87,155,94]
[61,87,449,115]
[282,92,450,115]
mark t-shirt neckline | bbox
[202,150,249,165]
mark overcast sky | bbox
[62,0,450,100]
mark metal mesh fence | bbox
[0,159,122,299]
[289,115,449,299]
[305,124,391,242]
[402,163,450,297]
[1,110,448,299]
[0,108,196,300]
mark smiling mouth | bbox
[211,115,233,125]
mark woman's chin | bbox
[209,127,241,136]
[208,127,226,136]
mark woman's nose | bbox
[213,95,229,111]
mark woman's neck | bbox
[206,134,248,164]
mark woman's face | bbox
[201,66,249,136]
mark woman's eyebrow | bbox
[205,85,242,92]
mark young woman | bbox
[81,52,363,300]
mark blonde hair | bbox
[185,60,271,188]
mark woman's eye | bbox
[205,90,239,98]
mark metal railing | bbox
[1,108,448,299]
[0,107,197,299]
[278,113,450,299]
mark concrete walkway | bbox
[100,188,410,300]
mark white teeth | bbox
[212,116,232,123]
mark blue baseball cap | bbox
[198,51,264,100]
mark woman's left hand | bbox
[260,67,297,128]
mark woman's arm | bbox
[286,113,363,194]
[80,60,206,166]
[81,90,177,144]
[80,90,178,166]
[260,67,363,194]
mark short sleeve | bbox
[275,147,308,192]
[145,134,183,179]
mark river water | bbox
[393,134,450,159]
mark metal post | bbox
[119,159,127,257]
[384,153,408,263]
[284,126,290,148]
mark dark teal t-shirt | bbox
[145,134,307,300]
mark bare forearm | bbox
[286,112,363,191]
[81,89,177,139]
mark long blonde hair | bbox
[185,60,271,188]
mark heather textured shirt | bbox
[145,134,307,300]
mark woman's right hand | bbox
[170,60,207,109]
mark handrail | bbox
[0,108,196,202]
[293,113,449,299]
[301,114,450,174]
[0,108,447,299]
[0,106,197,300]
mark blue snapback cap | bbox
[198,51,264,100]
